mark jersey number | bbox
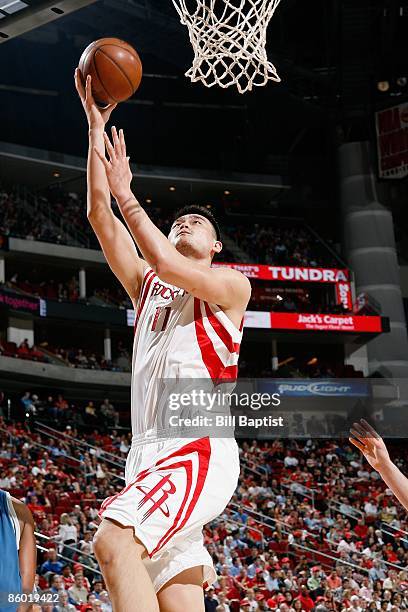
[151,306,171,332]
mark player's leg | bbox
[156,566,205,612]
[93,518,159,612]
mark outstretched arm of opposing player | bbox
[94,129,251,313]
[74,69,146,302]
[350,419,408,511]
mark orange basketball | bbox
[78,38,142,106]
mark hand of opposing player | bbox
[349,419,391,472]
[74,68,117,129]
[94,126,133,202]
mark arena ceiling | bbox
[0,1,407,203]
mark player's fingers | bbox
[119,129,126,158]
[349,436,367,453]
[85,75,95,108]
[108,103,118,116]
[360,419,381,439]
[352,421,372,439]
[93,147,110,171]
[111,125,121,153]
[74,68,85,100]
[103,132,116,162]
[350,426,370,447]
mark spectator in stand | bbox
[344,594,363,611]
[84,401,98,424]
[58,513,78,560]
[56,591,76,611]
[47,573,65,595]
[216,592,231,612]
[327,569,342,591]
[40,548,65,575]
[18,339,30,356]
[67,573,89,606]
[99,399,119,428]
[205,587,219,612]
[294,585,315,611]
[76,349,89,368]
[26,494,46,517]
[98,590,112,612]
[61,565,75,590]
[55,394,69,413]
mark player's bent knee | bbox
[93,519,145,566]
[93,530,117,565]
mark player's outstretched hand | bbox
[94,126,133,203]
[349,418,391,472]
[74,68,117,129]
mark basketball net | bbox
[172,0,283,94]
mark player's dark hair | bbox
[172,205,221,241]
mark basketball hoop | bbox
[171,0,283,94]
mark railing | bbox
[35,422,126,470]
[380,521,408,547]
[27,188,90,248]
[0,426,84,473]
[281,481,316,508]
[328,498,364,521]
[240,457,267,478]
[221,511,264,544]
[35,532,101,576]
[12,185,91,249]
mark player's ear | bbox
[213,240,222,254]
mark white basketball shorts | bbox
[99,434,240,593]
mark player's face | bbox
[169,214,221,259]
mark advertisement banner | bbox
[376,103,408,178]
[212,262,350,283]
[335,281,353,311]
[127,309,383,333]
[269,312,383,333]
[0,288,46,316]
[258,379,369,398]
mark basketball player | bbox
[0,489,36,611]
[75,70,251,612]
[350,419,408,511]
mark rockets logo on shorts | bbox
[136,474,176,523]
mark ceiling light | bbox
[377,80,390,92]
[0,0,27,14]
[397,77,407,88]
[169,186,176,192]
[53,171,60,178]
[307,357,318,365]
[224,190,231,195]
[146,198,152,204]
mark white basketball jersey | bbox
[131,267,243,435]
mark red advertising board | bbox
[376,103,408,179]
[213,263,353,310]
[243,311,383,333]
[213,262,350,283]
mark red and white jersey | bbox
[131,267,243,435]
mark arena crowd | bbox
[0,190,339,269]
[0,405,407,611]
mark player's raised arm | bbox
[74,69,146,302]
[94,129,251,314]
[350,419,408,511]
